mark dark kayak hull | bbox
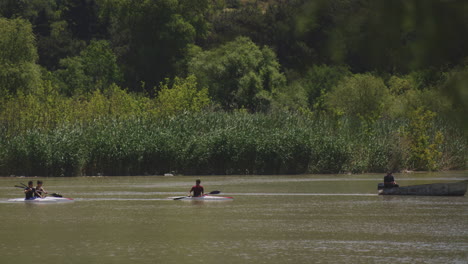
[378,181,467,196]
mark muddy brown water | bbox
[0,172,467,263]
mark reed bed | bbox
[0,112,465,176]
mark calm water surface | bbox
[0,172,467,264]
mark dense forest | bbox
[0,0,466,176]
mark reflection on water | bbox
[0,172,466,264]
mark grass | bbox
[0,111,465,176]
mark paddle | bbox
[173,190,220,200]
[16,183,35,192]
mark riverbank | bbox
[0,112,465,176]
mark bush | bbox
[155,75,210,118]
[326,73,390,121]
[403,108,444,170]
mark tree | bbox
[325,73,389,121]
[0,0,97,70]
[101,0,210,92]
[0,17,41,96]
[442,66,468,133]
[37,19,86,71]
[404,107,444,170]
[156,75,210,118]
[61,0,108,41]
[310,0,468,73]
[296,64,350,110]
[210,0,322,71]
[188,36,286,111]
[210,1,265,45]
[263,0,322,70]
[54,40,121,95]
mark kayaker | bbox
[35,180,48,198]
[384,172,399,188]
[189,179,204,197]
[24,181,36,200]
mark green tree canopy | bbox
[297,65,351,110]
[326,73,389,120]
[188,36,286,111]
[100,0,211,92]
[54,39,121,95]
[156,75,210,118]
[0,17,41,96]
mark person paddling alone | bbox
[24,181,36,200]
[189,179,204,197]
[35,180,48,198]
[384,172,399,188]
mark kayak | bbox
[8,197,74,203]
[171,195,233,201]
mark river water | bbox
[0,172,467,264]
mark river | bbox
[0,172,467,263]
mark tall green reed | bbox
[0,112,465,176]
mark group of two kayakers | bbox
[24,180,48,200]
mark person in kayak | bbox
[189,179,204,197]
[35,180,48,198]
[24,181,36,200]
[384,172,399,188]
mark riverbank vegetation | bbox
[0,0,467,176]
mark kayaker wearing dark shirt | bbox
[384,173,399,188]
[190,179,204,197]
[24,181,36,200]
